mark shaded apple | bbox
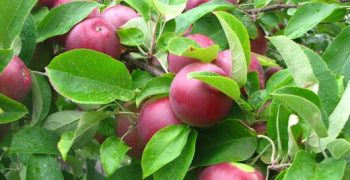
[65,17,122,58]
[265,66,282,81]
[38,0,55,7]
[137,97,182,144]
[0,56,32,102]
[199,162,264,180]
[116,103,144,158]
[169,63,232,127]
[168,34,214,73]
[251,121,267,135]
[94,133,105,144]
[101,5,139,29]
[250,54,265,89]
[250,26,268,55]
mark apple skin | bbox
[38,0,55,7]
[250,54,265,89]
[101,5,139,29]
[185,0,237,10]
[65,17,122,58]
[265,66,282,81]
[0,56,32,102]
[137,97,182,144]
[169,63,233,127]
[251,121,267,135]
[116,103,144,158]
[199,163,264,180]
[250,26,268,55]
[168,34,214,73]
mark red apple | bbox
[251,121,267,135]
[265,66,282,81]
[137,97,182,144]
[65,17,122,58]
[213,49,232,76]
[199,163,264,180]
[250,26,267,55]
[52,0,71,7]
[0,56,32,102]
[38,0,55,7]
[169,63,232,127]
[250,54,265,89]
[101,5,139,29]
[168,34,214,73]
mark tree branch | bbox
[121,54,165,76]
[245,3,297,14]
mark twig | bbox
[245,3,297,14]
[121,53,165,76]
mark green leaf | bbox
[9,127,60,155]
[0,0,36,49]
[269,36,318,87]
[188,71,241,100]
[109,164,143,180]
[327,139,350,159]
[123,0,151,20]
[285,3,339,39]
[19,14,37,65]
[254,0,272,8]
[31,73,52,126]
[46,49,134,104]
[194,120,257,166]
[252,53,278,67]
[0,49,14,73]
[174,0,233,34]
[0,94,28,124]
[100,137,131,176]
[150,0,186,21]
[141,125,191,178]
[117,27,145,46]
[132,70,154,89]
[122,17,152,48]
[42,110,85,134]
[135,76,172,107]
[57,131,75,161]
[27,155,64,180]
[284,150,346,180]
[168,37,219,62]
[323,26,350,84]
[266,69,295,93]
[245,72,260,96]
[214,11,249,86]
[271,87,328,138]
[36,1,100,42]
[154,130,197,180]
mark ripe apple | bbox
[250,26,268,55]
[185,0,237,11]
[169,63,232,127]
[251,121,267,135]
[65,17,122,58]
[250,54,265,89]
[265,66,282,81]
[116,102,144,158]
[52,0,71,7]
[38,0,55,7]
[101,5,139,29]
[199,162,264,180]
[137,97,182,144]
[0,56,32,102]
[168,34,214,73]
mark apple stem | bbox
[257,135,277,165]
[122,53,165,76]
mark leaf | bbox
[123,0,151,20]
[174,0,233,34]
[121,17,152,48]
[141,125,191,178]
[265,69,295,93]
[57,131,75,161]
[150,0,187,21]
[0,49,14,73]
[188,71,241,100]
[269,36,318,87]
[46,49,134,104]
[214,11,250,86]
[0,94,28,124]
[168,37,219,62]
[194,120,257,166]
[284,150,346,180]
[135,76,172,107]
[31,73,52,126]
[9,127,60,155]
[117,27,145,46]
[323,26,350,84]
[42,110,85,134]
[26,155,64,180]
[132,70,153,89]
[285,3,339,39]
[327,139,350,159]
[154,130,197,180]
[252,53,278,67]
[109,164,143,180]
[254,0,272,8]
[0,0,36,49]
[271,87,328,138]
[36,1,100,42]
[245,72,260,96]
[100,137,131,176]
[19,14,37,65]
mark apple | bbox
[250,54,265,89]
[101,5,139,29]
[0,56,32,102]
[250,26,267,55]
[137,97,182,144]
[185,0,237,11]
[38,0,55,7]
[52,0,71,7]
[116,103,144,158]
[199,162,264,180]
[251,121,267,135]
[168,34,214,73]
[65,17,122,58]
[169,63,232,127]
[265,66,283,81]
